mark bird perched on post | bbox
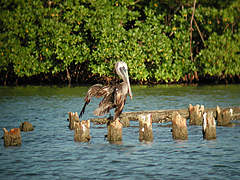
[79,61,133,121]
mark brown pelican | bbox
[79,61,133,121]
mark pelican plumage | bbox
[79,61,132,121]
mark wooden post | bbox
[189,104,204,125]
[138,114,153,142]
[107,118,123,142]
[68,112,80,130]
[3,128,22,147]
[19,121,34,132]
[202,112,216,140]
[172,111,188,140]
[216,106,231,126]
[74,120,91,142]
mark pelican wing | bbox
[80,84,114,118]
[85,84,112,100]
[94,92,115,116]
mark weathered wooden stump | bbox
[189,104,204,125]
[216,106,231,126]
[68,112,80,130]
[202,112,216,140]
[3,128,22,147]
[74,120,91,142]
[107,118,123,142]
[19,121,34,132]
[172,111,188,140]
[138,114,153,142]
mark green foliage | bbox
[0,0,239,84]
[195,1,240,78]
[87,2,194,83]
[0,0,90,77]
[197,31,240,77]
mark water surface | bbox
[0,85,240,179]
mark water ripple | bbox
[0,85,240,179]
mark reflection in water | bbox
[0,84,240,179]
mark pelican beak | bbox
[120,67,132,100]
[126,75,133,99]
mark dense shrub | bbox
[0,0,239,85]
[195,1,240,79]
[197,31,240,78]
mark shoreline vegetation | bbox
[1,70,240,86]
[0,0,239,86]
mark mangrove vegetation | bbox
[0,0,239,85]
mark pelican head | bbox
[115,61,133,99]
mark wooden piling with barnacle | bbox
[189,104,204,125]
[172,111,188,140]
[107,118,123,142]
[68,112,80,130]
[202,112,216,140]
[216,106,232,126]
[138,114,153,142]
[74,120,91,142]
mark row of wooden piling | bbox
[188,104,232,126]
[168,104,233,140]
[68,112,154,143]
[68,104,234,143]
[69,104,235,143]
[2,105,235,146]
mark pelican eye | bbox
[119,66,127,75]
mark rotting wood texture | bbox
[202,112,216,140]
[3,128,22,146]
[138,114,153,142]
[216,106,231,126]
[107,119,123,142]
[68,112,80,130]
[89,106,240,125]
[19,121,34,132]
[74,120,91,142]
[189,104,205,125]
[172,112,188,140]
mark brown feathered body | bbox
[79,61,132,121]
[80,82,128,120]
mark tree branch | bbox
[193,17,205,46]
[190,0,197,62]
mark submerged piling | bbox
[19,121,34,132]
[138,114,153,142]
[3,128,22,147]
[107,118,123,142]
[202,112,216,140]
[74,120,91,142]
[172,111,188,140]
[189,104,204,125]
